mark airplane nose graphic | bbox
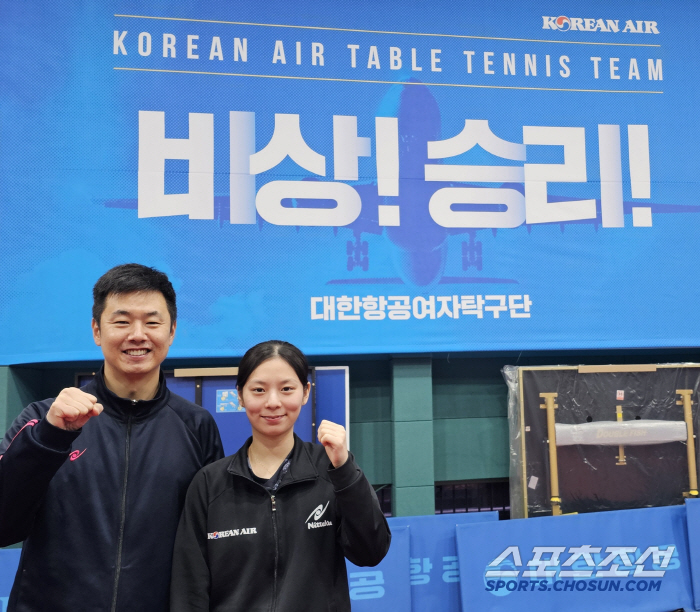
[390,241,447,287]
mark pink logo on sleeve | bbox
[0,419,39,460]
[69,449,87,461]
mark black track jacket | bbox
[0,369,224,612]
[170,435,391,612]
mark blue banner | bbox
[456,505,695,611]
[686,499,700,610]
[1,0,698,363]
[391,512,498,611]
[0,550,20,612]
[346,524,411,611]
[6,507,695,610]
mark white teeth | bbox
[126,349,148,356]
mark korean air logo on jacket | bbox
[306,501,333,530]
[207,527,258,539]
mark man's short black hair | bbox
[92,264,177,327]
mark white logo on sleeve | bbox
[305,501,333,529]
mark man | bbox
[0,264,224,612]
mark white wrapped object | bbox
[555,420,687,447]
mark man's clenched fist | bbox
[46,388,103,431]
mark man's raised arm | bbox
[0,388,102,546]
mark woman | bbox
[170,340,391,612]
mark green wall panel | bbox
[433,417,509,482]
[0,367,36,433]
[349,421,392,485]
[391,360,433,423]
[432,358,508,419]
[393,485,435,517]
[391,359,434,516]
[0,368,12,434]
[349,361,392,423]
[393,420,435,487]
[348,360,392,486]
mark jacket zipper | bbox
[111,412,133,612]
[270,494,279,612]
[231,460,316,611]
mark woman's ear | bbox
[302,382,311,405]
[237,389,244,408]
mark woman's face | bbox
[239,357,310,439]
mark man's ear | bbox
[92,319,102,346]
[169,320,177,346]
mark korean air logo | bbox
[306,501,333,530]
[207,527,257,539]
[553,16,570,31]
[542,16,659,34]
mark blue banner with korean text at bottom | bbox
[5,507,696,611]
[346,512,498,611]
[392,512,499,611]
[456,505,695,611]
[1,0,700,363]
[346,525,411,611]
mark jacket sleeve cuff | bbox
[328,453,361,491]
[34,418,81,451]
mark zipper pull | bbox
[271,495,277,512]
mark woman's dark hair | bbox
[237,341,308,390]
[92,263,177,327]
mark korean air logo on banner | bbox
[542,16,660,34]
[484,544,678,596]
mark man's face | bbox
[92,291,176,380]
